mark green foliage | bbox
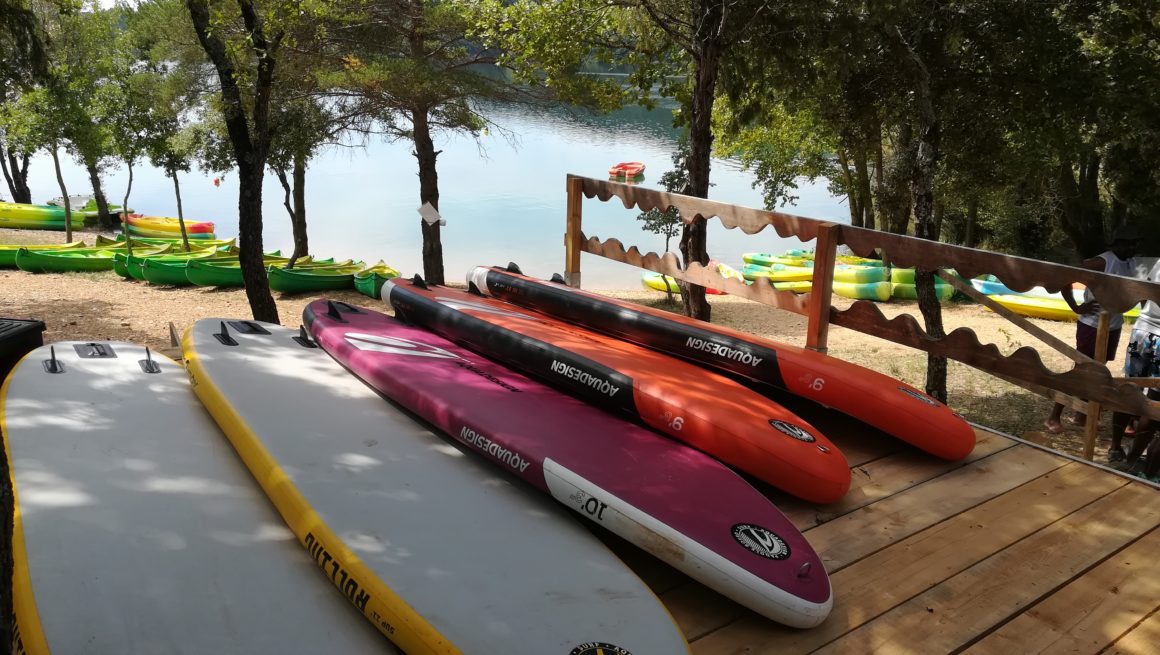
[714,101,837,210]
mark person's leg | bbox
[1045,402,1065,434]
[1144,436,1160,480]
[1068,322,1100,427]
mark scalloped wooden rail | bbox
[572,175,1160,313]
[565,174,1160,424]
[580,233,810,314]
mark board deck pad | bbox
[472,266,976,461]
[305,300,832,627]
[183,319,690,655]
[382,277,852,504]
[1,342,394,654]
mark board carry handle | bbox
[213,321,238,346]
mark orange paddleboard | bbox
[472,265,976,461]
[383,277,851,504]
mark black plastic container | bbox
[0,318,46,382]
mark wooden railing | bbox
[563,174,1160,457]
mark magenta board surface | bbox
[305,300,832,627]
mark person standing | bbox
[1044,224,1141,434]
[1110,256,1160,470]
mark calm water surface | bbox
[22,102,848,289]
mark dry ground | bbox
[1,227,1121,460]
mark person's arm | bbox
[1065,256,1105,314]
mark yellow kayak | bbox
[987,294,1140,322]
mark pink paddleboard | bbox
[305,300,833,628]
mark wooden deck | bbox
[604,405,1160,654]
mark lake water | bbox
[19,100,848,289]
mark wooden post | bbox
[806,223,840,353]
[564,176,583,288]
[1082,311,1112,460]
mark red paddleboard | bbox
[304,300,833,628]
[471,265,976,460]
[381,277,851,504]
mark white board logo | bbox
[769,419,816,443]
[898,386,940,406]
[434,296,533,320]
[732,523,791,560]
[344,332,459,359]
[569,643,632,655]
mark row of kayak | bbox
[1,235,400,295]
[0,199,127,229]
[645,249,1135,322]
[0,200,221,239]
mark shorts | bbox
[1077,321,1120,362]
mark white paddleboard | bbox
[183,319,689,655]
[1,342,395,654]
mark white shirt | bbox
[1079,251,1138,330]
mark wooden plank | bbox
[1105,608,1160,655]
[661,582,743,643]
[692,462,1126,654]
[564,175,583,287]
[1083,311,1112,460]
[805,445,1067,571]
[781,429,1014,529]
[806,223,839,353]
[963,526,1160,654]
[811,482,1160,654]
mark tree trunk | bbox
[881,122,915,236]
[412,106,445,285]
[237,163,277,319]
[901,31,947,403]
[291,150,308,263]
[84,159,113,229]
[122,161,134,256]
[170,167,191,252]
[187,0,279,323]
[1056,153,1105,259]
[50,145,72,244]
[1,145,32,203]
[678,41,720,322]
[854,144,875,231]
[964,196,978,248]
[837,148,861,227]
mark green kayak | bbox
[891,282,955,301]
[15,245,170,273]
[268,261,365,293]
[0,241,86,268]
[184,255,333,287]
[141,250,289,286]
[126,246,239,282]
[113,245,234,279]
[353,261,401,298]
[99,234,238,249]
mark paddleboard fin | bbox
[139,347,162,374]
[325,300,347,323]
[798,562,812,579]
[43,346,64,374]
[293,325,319,349]
[505,262,523,274]
[168,321,180,347]
[467,281,482,296]
[411,274,428,289]
[213,321,238,346]
[550,273,566,284]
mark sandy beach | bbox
[1,226,1119,459]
